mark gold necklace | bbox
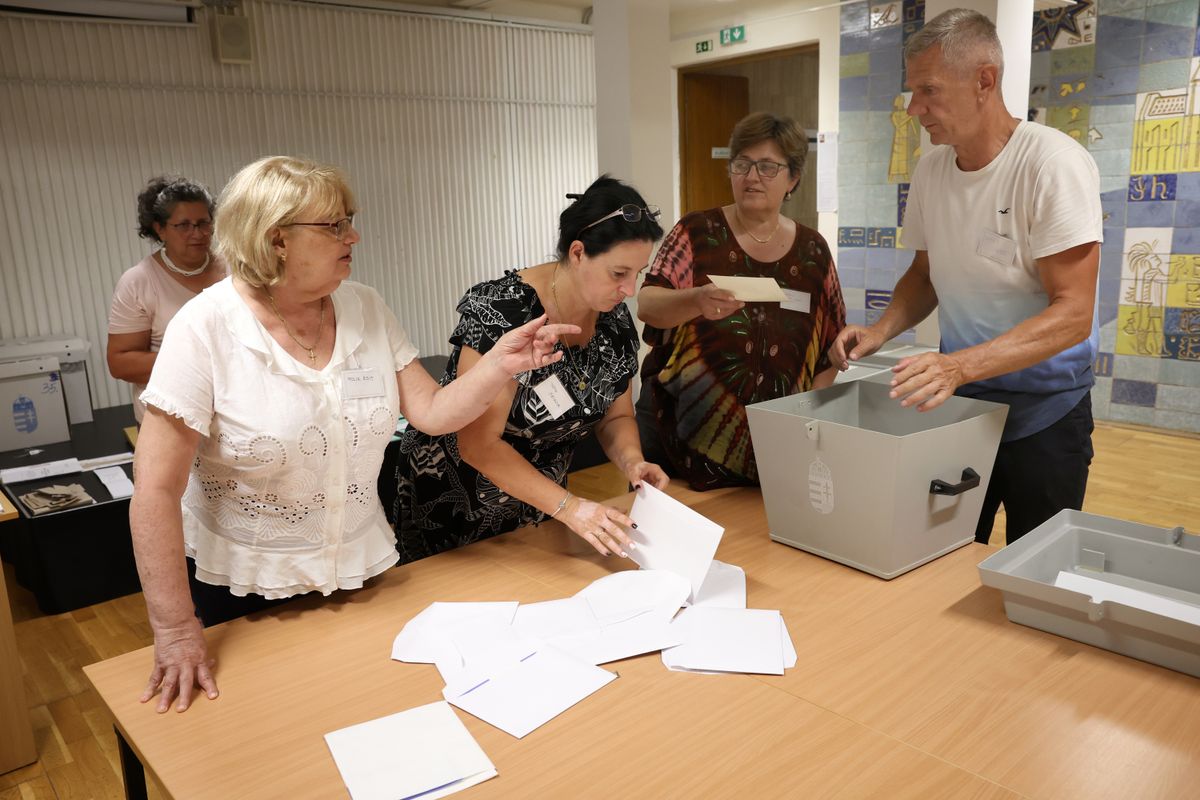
[266,291,325,366]
[551,266,590,392]
[735,207,779,244]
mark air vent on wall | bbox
[211,11,252,64]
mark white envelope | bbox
[707,274,786,302]
[627,484,724,600]
[444,646,616,739]
[548,610,683,666]
[513,597,600,640]
[574,569,691,626]
[689,560,746,609]
[391,601,518,663]
[661,607,785,675]
[324,701,496,800]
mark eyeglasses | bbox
[283,215,356,242]
[581,204,661,232]
[168,220,214,234]
[729,157,789,179]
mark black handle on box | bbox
[929,467,980,496]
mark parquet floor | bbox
[3,420,1197,798]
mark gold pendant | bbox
[578,379,587,391]
[307,349,316,364]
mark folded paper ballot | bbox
[391,601,518,663]
[444,645,616,739]
[324,701,496,800]
[707,274,787,302]
[627,483,724,599]
[689,560,747,609]
[574,569,691,625]
[661,607,794,675]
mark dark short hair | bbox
[136,175,215,242]
[729,112,808,179]
[556,175,663,260]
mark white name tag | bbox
[780,288,811,314]
[976,229,1017,266]
[341,368,385,399]
[533,374,576,419]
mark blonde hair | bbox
[214,156,357,288]
[728,112,809,179]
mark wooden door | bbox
[679,72,750,216]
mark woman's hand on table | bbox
[141,616,218,713]
[624,460,669,491]
[693,284,744,321]
[560,495,638,559]
[490,314,582,376]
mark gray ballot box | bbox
[979,510,1200,677]
[746,377,1008,579]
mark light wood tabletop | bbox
[84,484,1200,800]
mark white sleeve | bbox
[365,286,419,370]
[139,306,216,436]
[1030,146,1103,259]
[900,161,927,251]
[108,267,152,334]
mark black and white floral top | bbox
[393,270,638,563]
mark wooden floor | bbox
[3,420,1198,799]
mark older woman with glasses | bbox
[637,112,846,491]
[394,176,669,563]
[130,156,574,713]
[108,176,228,422]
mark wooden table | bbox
[1,490,37,775]
[85,485,1200,799]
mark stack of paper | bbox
[627,483,724,600]
[94,466,133,499]
[324,701,496,800]
[661,607,798,675]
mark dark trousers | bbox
[186,557,293,628]
[974,392,1095,546]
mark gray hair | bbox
[903,9,1004,81]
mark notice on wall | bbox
[816,131,838,213]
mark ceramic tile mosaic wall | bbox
[837,0,1200,432]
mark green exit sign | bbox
[719,25,746,46]
[695,39,712,54]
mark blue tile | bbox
[865,269,897,290]
[1174,199,1200,227]
[869,26,902,51]
[840,75,868,98]
[897,184,910,227]
[1164,334,1200,361]
[1102,196,1127,227]
[838,226,867,248]
[837,247,866,268]
[1096,39,1144,69]
[1165,307,1200,335]
[1111,377,1158,406]
[1099,302,1120,326]
[865,289,893,310]
[866,227,897,247]
[869,92,899,111]
[866,248,896,268]
[1125,201,1175,226]
[1176,172,1200,196]
[1128,173,1176,201]
[846,308,867,326]
[1098,277,1122,305]
[1141,19,1192,39]
[1171,227,1200,251]
[1092,92,1140,106]
[841,1,869,33]
[841,30,872,55]
[837,266,865,289]
[1094,352,1114,377]
[1091,65,1142,97]
[870,48,902,76]
[1142,29,1196,62]
[1099,15,1145,40]
[1101,228,1126,255]
[1100,251,1123,282]
[1196,26,1200,56]
[869,74,900,97]
[840,93,868,112]
[901,0,924,24]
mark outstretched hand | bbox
[491,314,583,376]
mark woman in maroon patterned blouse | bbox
[637,112,846,490]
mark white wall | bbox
[0,0,596,411]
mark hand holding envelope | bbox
[706,274,787,303]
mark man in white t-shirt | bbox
[830,9,1102,545]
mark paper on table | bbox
[513,597,600,640]
[391,601,518,663]
[324,700,496,800]
[689,560,746,609]
[441,632,541,697]
[444,646,616,739]
[574,569,691,626]
[1054,571,1200,626]
[94,466,133,499]
[707,274,786,302]
[627,483,724,600]
[781,616,797,669]
[549,611,682,666]
[1,458,81,485]
[661,607,785,675]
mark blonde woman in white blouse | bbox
[131,156,577,713]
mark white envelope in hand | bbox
[707,274,786,302]
[627,483,724,600]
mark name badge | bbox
[533,374,576,419]
[780,288,811,314]
[342,368,385,399]
[977,229,1017,266]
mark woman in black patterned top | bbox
[394,177,668,563]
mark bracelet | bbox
[550,490,571,519]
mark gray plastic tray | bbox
[978,509,1200,677]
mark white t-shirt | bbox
[142,277,418,599]
[902,121,1102,440]
[108,253,228,421]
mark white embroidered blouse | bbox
[142,277,418,599]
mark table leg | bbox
[115,725,149,800]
